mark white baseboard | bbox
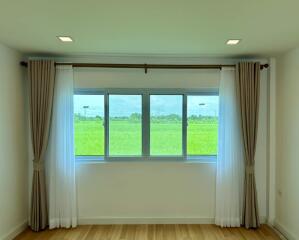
[78,217,215,225]
[267,223,288,240]
[274,220,297,240]
[78,216,267,225]
[1,220,28,240]
[259,216,267,224]
[78,217,267,225]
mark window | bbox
[74,90,218,161]
[187,96,219,156]
[74,95,104,156]
[109,95,142,156]
[150,95,183,155]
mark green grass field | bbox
[74,118,218,156]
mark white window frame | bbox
[75,88,218,163]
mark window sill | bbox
[75,155,216,164]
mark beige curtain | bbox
[236,62,260,229]
[28,60,55,231]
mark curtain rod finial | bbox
[261,63,269,70]
[20,61,28,67]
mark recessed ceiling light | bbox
[57,36,73,42]
[226,39,241,45]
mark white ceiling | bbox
[0,0,298,57]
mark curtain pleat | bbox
[28,60,55,231]
[236,62,260,228]
[215,67,244,227]
[47,65,77,229]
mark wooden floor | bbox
[15,224,280,240]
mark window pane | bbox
[150,95,182,155]
[187,95,219,155]
[109,95,142,155]
[74,95,104,155]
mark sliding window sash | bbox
[74,88,218,162]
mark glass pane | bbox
[74,95,104,155]
[150,95,183,155]
[109,95,142,156]
[187,95,219,155]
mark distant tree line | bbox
[75,113,217,123]
[74,114,103,121]
[188,115,218,123]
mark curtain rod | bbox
[20,61,269,73]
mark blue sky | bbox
[74,95,218,117]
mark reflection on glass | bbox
[150,95,183,155]
[109,95,142,155]
[74,95,104,155]
[187,95,219,155]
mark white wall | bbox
[0,43,28,239]
[74,68,219,89]
[275,48,299,239]
[72,57,269,224]
[76,162,216,223]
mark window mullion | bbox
[104,93,109,157]
[182,94,187,158]
[142,93,150,158]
